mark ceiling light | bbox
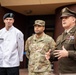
[24,10,32,15]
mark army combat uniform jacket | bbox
[56,26,76,73]
[25,33,56,73]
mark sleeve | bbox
[68,32,76,60]
[25,39,30,59]
[49,38,58,61]
[17,32,24,62]
[50,37,56,50]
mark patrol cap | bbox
[33,20,45,26]
[3,13,14,20]
[60,7,76,18]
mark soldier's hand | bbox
[45,49,51,60]
[54,46,68,59]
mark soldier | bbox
[45,7,76,75]
[0,13,24,75]
[25,20,56,75]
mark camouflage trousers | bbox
[28,71,55,75]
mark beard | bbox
[35,31,43,35]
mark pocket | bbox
[33,61,51,72]
[65,39,75,44]
[0,38,4,44]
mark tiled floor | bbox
[20,69,28,75]
[20,69,56,75]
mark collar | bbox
[65,25,76,33]
[33,33,45,41]
[4,26,14,32]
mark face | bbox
[61,16,76,30]
[34,25,45,34]
[3,18,14,28]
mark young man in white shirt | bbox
[0,13,24,75]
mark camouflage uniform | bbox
[25,33,56,75]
